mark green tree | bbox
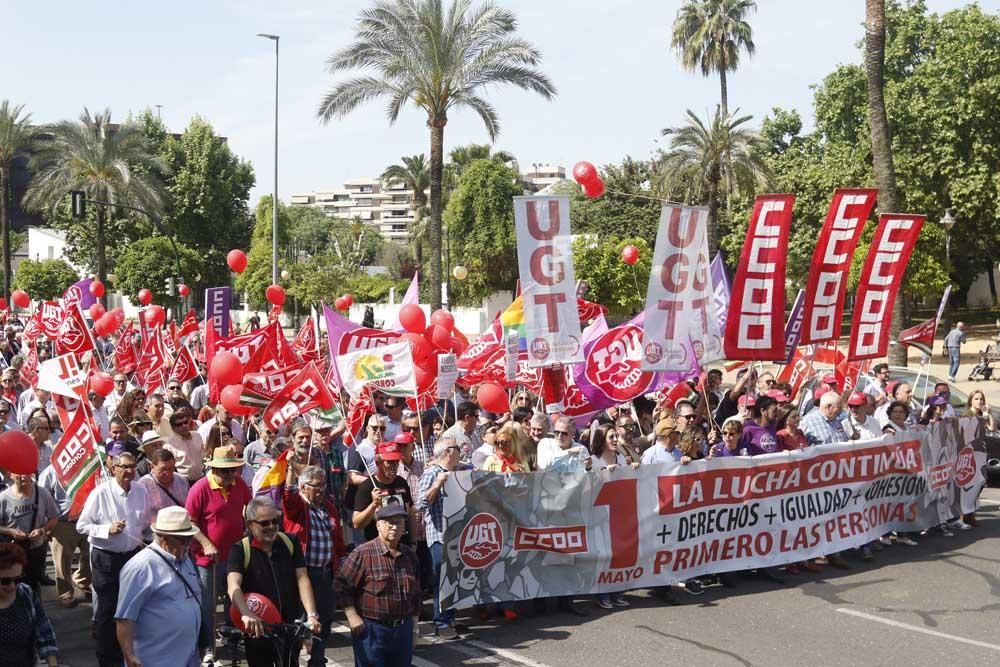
[238,196,290,307]
[0,101,34,300]
[24,109,166,304]
[113,237,205,307]
[572,236,652,317]
[445,159,522,305]
[446,144,515,189]
[381,154,430,268]
[286,206,335,257]
[286,253,347,308]
[671,0,757,119]
[657,108,769,253]
[570,157,662,247]
[11,259,79,301]
[317,0,556,310]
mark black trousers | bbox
[91,547,139,667]
[306,565,335,667]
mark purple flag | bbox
[62,278,97,311]
[710,252,731,336]
[783,289,806,364]
[390,272,420,330]
[204,287,232,337]
[323,303,361,387]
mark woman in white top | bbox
[589,423,631,610]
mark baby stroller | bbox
[968,344,997,381]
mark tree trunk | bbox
[719,64,734,233]
[719,62,729,120]
[0,167,10,300]
[96,204,108,308]
[428,119,445,311]
[865,0,906,366]
[706,162,721,255]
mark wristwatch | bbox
[307,612,320,619]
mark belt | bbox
[366,617,410,628]
[94,546,141,556]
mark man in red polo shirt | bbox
[185,445,252,664]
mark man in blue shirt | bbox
[943,322,967,382]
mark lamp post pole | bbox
[940,208,957,273]
[257,33,280,285]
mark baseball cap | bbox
[738,394,756,408]
[821,373,838,385]
[767,389,791,403]
[926,394,948,407]
[375,441,402,461]
[813,386,830,401]
[393,432,415,446]
[847,392,867,407]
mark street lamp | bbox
[257,32,280,285]
[940,208,957,268]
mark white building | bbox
[520,164,566,191]
[290,177,418,243]
[25,227,85,274]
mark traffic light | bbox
[164,276,176,296]
[70,191,86,219]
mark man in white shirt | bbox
[27,416,54,474]
[356,415,386,471]
[90,390,110,441]
[441,401,482,463]
[77,451,152,667]
[18,385,52,428]
[847,393,882,440]
[145,393,172,439]
[536,417,591,472]
[196,403,246,446]
[382,396,405,441]
[107,373,134,410]
[863,363,890,405]
[875,382,914,428]
[163,409,205,482]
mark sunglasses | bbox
[369,426,386,432]
[115,380,126,384]
[0,576,24,586]
[402,426,419,433]
[495,439,511,446]
[385,403,401,409]
[252,518,281,528]
[168,386,181,391]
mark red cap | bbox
[393,432,415,446]
[821,373,838,385]
[847,392,867,407]
[738,394,756,407]
[767,389,791,403]
[375,441,402,461]
[813,386,829,401]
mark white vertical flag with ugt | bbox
[641,204,723,371]
[336,342,417,398]
[513,196,584,367]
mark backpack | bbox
[239,532,294,570]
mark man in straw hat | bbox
[185,444,252,665]
[116,506,203,667]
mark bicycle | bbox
[219,621,313,667]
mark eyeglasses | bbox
[369,426,386,432]
[446,445,461,453]
[303,480,326,489]
[251,518,281,527]
[0,576,24,586]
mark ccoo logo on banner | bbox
[438,418,987,610]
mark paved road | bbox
[49,489,1000,667]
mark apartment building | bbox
[290,177,417,242]
[520,164,566,191]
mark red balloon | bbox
[572,161,598,187]
[401,332,432,364]
[265,284,285,307]
[210,352,244,387]
[95,313,115,336]
[229,592,281,630]
[334,296,347,311]
[0,298,7,311]
[448,336,464,355]
[583,177,605,199]
[477,381,510,414]
[178,284,190,297]
[89,280,106,298]
[111,308,125,327]
[145,305,165,328]
[343,294,354,307]
[11,290,29,309]
[89,371,114,397]
[89,303,106,320]
[621,244,639,266]
[227,249,248,273]
[137,289,153,306]
[428,324,451,351]
[399,304,426,334]
[415,364,435,393]
[430,309,454,332]
[221,384,257,416]
[0,431,39,475]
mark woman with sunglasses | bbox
[115,389,147,424]
[481,423,530,472]
[0,543,60,666]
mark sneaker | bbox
[596,599,614,610]
[436,626,459,640]
[502,608,519,620]
[861,547,874,562]
[878,536,893,546]
[683,580,705,595]
[613,597,630,607]
[201,653,216,667]
[950,520,972,531]
[896,535,918,546]
[939,525,954,537]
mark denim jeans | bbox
[429,542,454,629]
[306,566,336,666]
[948,347,961,378]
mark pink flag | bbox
[390,272,420,330]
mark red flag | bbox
[724,194,795,360]
[243,361,306,400]
[114,322,138,373]
[162,325,177,358]
[343,392,374,446]
[776,348,817,401]
[273,324,301,367]
[55,303,96,357]
[178,309,199,338]
[576,297,609,323]
[847,214,925,360]
[38,301,64,340]
[799,189,878,344]
[457,318,502,372]
[169,346,199,384]
[898,317,936,357]
[262,362,336,432]
[214,321,279,367]
[50,404,103,519]
[134,325,169,391]
[267,305,282,324]
[22,312,42,341]
[19,343,38,388]
[292,318,321,363]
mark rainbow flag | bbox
[499,297,527,351]
[252,449,292,502]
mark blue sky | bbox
[6,0,995,203]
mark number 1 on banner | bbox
[593,479,638,569]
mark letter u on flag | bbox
[724,194,795,360]
[641,204,722,371]
[847,213,925,360]
[513,196,583,367]
[336,341,417,398]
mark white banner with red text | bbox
[439,419,986,610]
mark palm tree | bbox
[671,0,756,119]
[24,109,166,304]
[381,154,430,268]
[0,101,34,301]
[316,0,556,310]
[865,0,905,366]
[656,107,769,253]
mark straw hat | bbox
[151,506,200,537]
[140,430,165,450]
[206,444,244,469]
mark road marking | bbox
[835,608,1000,652]
[455,640,553,667]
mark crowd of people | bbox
[0,315,993,666]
